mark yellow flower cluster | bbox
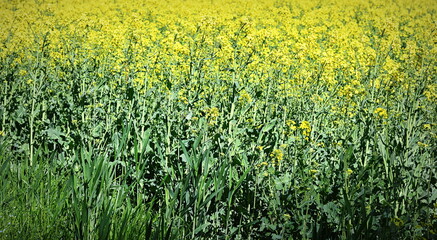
[203,107,219,125]
[238,90,252,105]
[286,120,297,132]
[270,148,284,166]
[1,0,434,94]
[1,0,435,140]
[374,107,389,119]
[299,121,312,137]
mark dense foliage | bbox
[0,0,436,239]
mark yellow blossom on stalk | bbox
[18,69,27,76]
[270,149,283,164]
[374,108,388,119]
[299,121,311,136]
[178,89,189,104]
[424,84,436,102]
[286,120,297,131]
[256,161,268,168]
[310,94,323,103]
[205,107,219,119]
[423,124,431,130]
[204,107,219,125]
[238,89,252,104]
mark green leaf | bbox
[261,119,276,132]
[194,222,210,234]
[45,127,65,140]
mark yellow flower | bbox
[424,84,437,102]
[285,120,297,136]
[18,69,27,76]
[256,162,267,168]
[204,107,219,125]
[299,121,311,136]
[238,89,252,104]
[204,107,219,119]
[374,107,388,119]
[270,149,284,162]
[178,89,189,104]
[417,142,429,148]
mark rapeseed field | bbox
[0,0,436,239]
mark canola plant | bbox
[0,0,436,239]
